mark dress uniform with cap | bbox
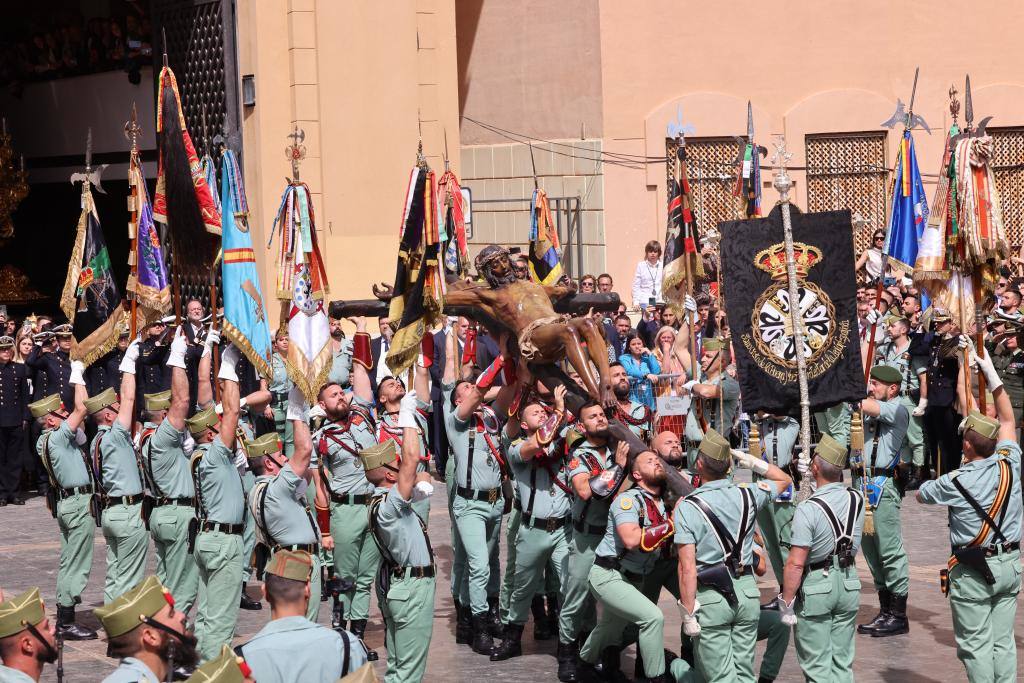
[0,335,30,506]
[924,314,963,473]
[918,411,1023,682]
[139,391,199,613]
[856,365,911,637]
[187,407,247,661]
[87,388,149,603]
[0,587,53,683]
[30,393,97,639]
[786,434,866,682]
[241,550,365,683]
[26,325,73,409]
[186,644,252,683]
[674,429,780,682]
[755,414,799,583]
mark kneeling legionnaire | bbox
[94,575,199,682]
[674,429,792,682]
[918,349,1023,683]
[241,550,366,683]
[31,387,98,641]
[777,435,865,682]
[185,644,254,683]
[365,391,436,683]
[0,588,59,683]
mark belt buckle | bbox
[488,488,499,504]
[546,517,558,533]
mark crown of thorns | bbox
[474,245,511,272]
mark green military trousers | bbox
[507,524,570,633]
[330,501,381,622]
[580,565,665,678]
[756,501,795,585]
[445,459,467,601]
[757,605,790,681]
[307,552,322,621]
[948,550,1020,683]
[149,504,198,613]
[194,530,244,661]
[693,573,760,682]
[272,401,295,457]
[381,572,435,683]
[501,507,560,623]
[814,404,851,448]
[858,480,910,595]
[55,493,95,608]
[898,395,925,467]
[562,528,601,643]
[794,564,860,683]
[451,494,503,615]
[101,501,148,602]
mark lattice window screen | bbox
[666,137,742,235]
[805,132,888,256]
[990,127,1024,250]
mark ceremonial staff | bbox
[962,76,987,413]
[126,106,142,338]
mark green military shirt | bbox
[759,416,798,469]
[194,436,245,524]
[100,656,159,682]
[814,402,852,449]
[990,346,1024,410]
[327,338,353,387]
[918,439,1023,547]
[92,423,143,497]
[595,487,668,574]
[269,353,293,394]
[442,380,503,491]
[508,438,571,520]
[251,465,318,547]
[568,439,615,531]
[616,400,653,440]
[142,420,195,499]
[705,374,740,436]
[37,422,90,489]
[0,664,36,683]
[675,478,778,566]
[790,483,865,564]
[862,397,909,470]
[315,413,376,496]
[378,399,432,474]
[876,340,927,395]
[242,615,363,683]
[373,485,433,567]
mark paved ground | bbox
[2,484,1022,682]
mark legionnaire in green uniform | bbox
[241,550,366,683]
[0,587,58,683]
[365,391,437,683]
[777,435,865,682]
[609,362,654,441]
[188,344,247,662]
[31,385,98,640]
[681,338,740,464]
[855,365,912,638]
[247,389,328,621]
[918,351,1022,683]
[84,376,148,603]
[269,330,294,456]
[755,414,799,586]
[813,402,852,450]
[987,317,1024,444]
[184,644,254,683]
[94,575,200,683]
[674,428,792,682]
[327,317,353,388]
[874,318,928,488]
[373,362,432,522]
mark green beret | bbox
[961,410,999,440]
[359,440,398,471]
[814,434,848,468]
[84,387,118,415]
[869,365,902,385]
[187,644,249,683]
[698,428,731,462]
[0,587,45,638]
[28,393,62,419]
[94,575,170,638]
[265,549,313,582]
[245,433,282,459]
[703,337,727,352]
[185,407,218,436]
[144,390,172,412]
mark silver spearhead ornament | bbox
[70,127,108,194]
[951,74,993,143]
[881,68,930,133]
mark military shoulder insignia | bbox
[997,448,1011,458]
[756,481,771,491]
[620,497,633,510]
[738,482,749,488]
[568,458,580,470]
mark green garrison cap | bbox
[245,433,281,459]
[84,387,117,415]
[703,337,728,352]
[94,576,171,638]
[187,644,250,683]
[358,440,398,471]
[186,407,218,436]
[961,410,999,440]
[0,587,45,638]
[144,390,172,412]
[28,393,62,419]
[265,549,313,582]
[815,433,849,468]
[698,428,731,462]
[869,365,902,385]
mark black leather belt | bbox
[329,492,371,505]
[104,494,142,508]
[200,521,244,535]
[807,556,846,572]
[275,543,319,554]
[955,541,1020,557]
[522,512,570,533]
[153,497,195,508]
[392,565,436,579]
[56,486,92,500]
[696,561,755,578]
[572,518,606,536]
[456,485,501,504]
[594,555,643,582]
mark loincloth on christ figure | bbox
[517,314,570,362]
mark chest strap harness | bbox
[684,487,756,606]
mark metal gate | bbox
[471,196,584,279]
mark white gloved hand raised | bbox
[676,598,701,636]
[912,398,928,417]
[217,344,240,383]
[411,480,434,502]
[118,338,141,375]
[778,594,797,626]
[167,329,188,369]
[398,390,419,429]
[864,309,880,325]
[286,386,309,422]
[971,347,1003,392]
[684,295,697,314]
[68,360,86,386]
[309,405,326,421]
[732,448,770,476]
[202,328,221,359]
[682,379,698,393]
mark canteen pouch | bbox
[45,489,57,519]
[696,562,737,607]
[187,517,199,554]
[141,496,155,530]
[864,476,887,508]
[939,568,950,596]
[952,546,997,585]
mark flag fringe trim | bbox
[222,318,272,380]
[60,204,89,322]
[284,341,333,406]
[71,307,128,366]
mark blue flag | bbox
[883,130,928,274]
[220,150,272,378]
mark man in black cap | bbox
[0,335,29,506]
[923,311,963,476]
[26,324,73,412]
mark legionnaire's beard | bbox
[648,470,667,487]
[158,630,199,668]
[331,328,343,340]
[613,381,630,399]
[587,426,611,440]
[328,402,351,421]
[661,449,684,467]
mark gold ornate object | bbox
[0,264,45,303]
[0,126,29,242]
[850,410,874,535]
[286,126,306,183]
[748,422,761,461]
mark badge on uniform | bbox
[620,497,633,510]
[756,481,771,492]
[568,458,580,470]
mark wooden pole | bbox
[973,270,986,414]
[128,154,140,338]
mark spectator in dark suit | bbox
[430,316,468,478]
[604,313,633,362]
[26,324,73,410]
[369,316,395,396]
[86,328,129,395]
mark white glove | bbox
[286,386,309,422]
[68,360,86,386]
[912,398,928,417]
[958,334,973,351]
[202,328,220,359]
[677,598,701,636]
[683,295,697,314]
[75,428,87,446]
[182,432,195,457]
[119,339,141,375]
[682,379,698,393]
[864,309,880,325]
[411,480,434,502]
[398,390,419,429]
[797,458,810,477]
[309,405,326,421]
[167,330,188,369]
[778,594,797,626]
[971,348,1003,392]
[732,448,770,476]
[218,344,240,383]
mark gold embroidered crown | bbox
[754,242,822,281]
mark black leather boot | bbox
[546,592,560,636]
[490,622,523,661]
[455,601,472,645]
[531,595,553,640]
[556,640,578,682]
[857,589,891,634]
[760,584,783,611]
[56,604,97,640]
[574,659,602,683]
[239,583,262,610]
[757,677,776,683]
[600,645,629,683]
[472,613,495,655]
[872,593,909,637]
[487,596,503,638]
[348,619,379,661]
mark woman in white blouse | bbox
[631,240,663,309]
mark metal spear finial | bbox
[964,74,974,132]
[771,135,793,202]
[746,100,754,141]
[124,103,141,152]
[286,126,306,182]
[70,127,107,193]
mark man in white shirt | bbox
[631,240,663,310]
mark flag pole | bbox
[126,105,141,338]
[674,135,699,385]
